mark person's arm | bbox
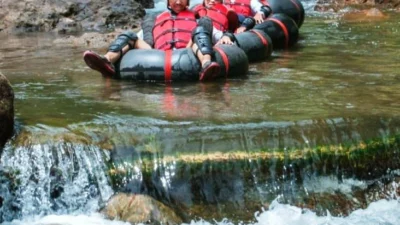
[212,28,223,44]
[236,17,256,34]
[137,29,144,40]
[250,0,263,14]
[211,25,235,45]
[141,13,158,47]
[217,33,235,45]
[251,0,269,24]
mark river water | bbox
[1,0,400,224]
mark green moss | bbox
[108,133,400,188]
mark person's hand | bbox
[217,36,233,45]
[253,12,265,24]
[236,26,246,34]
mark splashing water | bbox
[0,141,114,222]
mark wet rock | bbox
[0,72,14,149]
[52,28,140,49]
[0,0,148,34]
[137,0,154,9]
[56,17,83,34]
[101,193,183,224]
[13,128,94,147]
[314,0,400,12]
[284,176,400,217]
[342,8,389,21]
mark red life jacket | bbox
[224,0,252,17]
[152,10,197,50]
[192,3,231,32]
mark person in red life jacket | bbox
[83,0,219,81]
[191,0,240,45]
[223,0,272,28]
[192,0,238,33]
[191,0,259,44]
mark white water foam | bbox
[183,199,400,225]
[3,198,399,225]
[248,199,400,225]
[1,213,131,225]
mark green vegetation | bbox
[108,133,400,188]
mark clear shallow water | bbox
[1,1,400,224]
[2,14,400,126]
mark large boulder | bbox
[101,193,183,224]
[0,72,14,149]
[0,0,149,34]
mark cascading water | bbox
[0,129,114,224]
[107,116,400,222]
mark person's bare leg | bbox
[190,42,220,81]
[186,39,193,48]
[191,43,212,67]
[84,31,146,77]
[191,26,220,81]
[105,39,152,63]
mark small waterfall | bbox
[105,116,400,222]
[0,141,113,222]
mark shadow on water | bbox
[0,9,400,224]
